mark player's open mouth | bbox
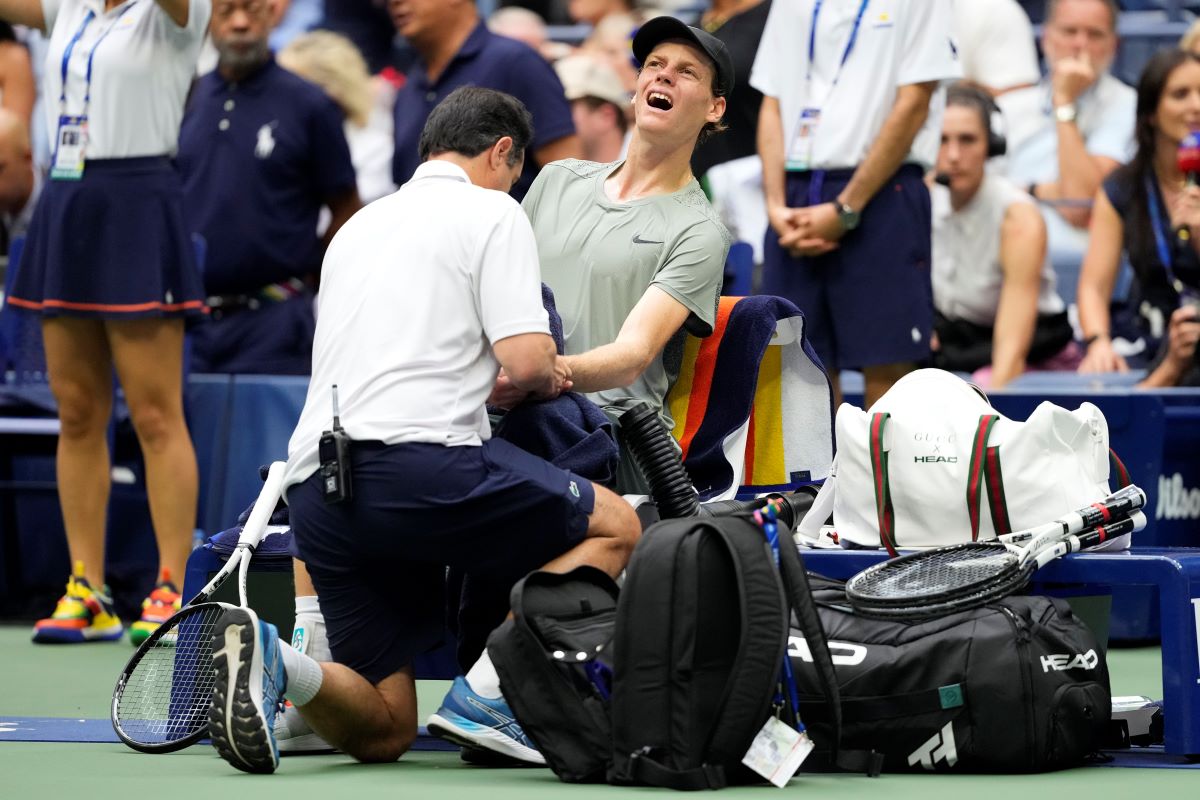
[647,92,674,111]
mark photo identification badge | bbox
[785,107,821,171]
[51,114,88,180]
[741,717,814,788]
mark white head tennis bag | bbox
[799,370,1125,552]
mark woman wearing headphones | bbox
[0,0,210,645]
[931,83,1077,388]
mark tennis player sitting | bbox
[207,86,640,775]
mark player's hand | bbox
[1051,52,1095,107]
[1077,335,1129,374]
[488,369,531,409]
[796,202,846,243]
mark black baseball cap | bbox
[631,16,735,98]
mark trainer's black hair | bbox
[418,87,534,167]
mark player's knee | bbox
[349,725,415,763]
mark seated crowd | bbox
[0,0,1196,777]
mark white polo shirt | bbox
[750,0,961,170]
[283,160,551,490]
[40,0,210,158]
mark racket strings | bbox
[115,604,223,744]
[849,543,1020,604]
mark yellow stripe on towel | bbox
[748,344,787,486]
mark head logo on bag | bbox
[788,635,867,667]
[1040,649,1099,673]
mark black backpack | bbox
[487,566,619,783]
[789,576,1112,772]
[607,514,877,789]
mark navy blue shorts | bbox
[760,164,933,371]
[287,438,595,684]
[8,157,206,320]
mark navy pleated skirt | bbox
[7,156,207,320]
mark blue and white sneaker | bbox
[209,607,287,774]
[426,676,545,765]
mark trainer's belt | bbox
[206,277,307,319]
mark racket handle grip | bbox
[1073,511,1146,551]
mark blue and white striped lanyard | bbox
[1144,175,1200,304]
[805,0,872,90]
[59,4,134,117]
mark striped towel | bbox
[666,295,834,500]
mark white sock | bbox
[293,596,332,662]
[278,639,324,707]
[464,649,503,699]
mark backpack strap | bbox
[778,529,884,777]
[625,750,729,790]
[967,414,1001,541]
[869,412,898,555]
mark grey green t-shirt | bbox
[523,158,730,433]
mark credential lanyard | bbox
[805,0,872,89]
[1144,175,1200,302]
[59,4,134,116]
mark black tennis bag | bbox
[487,566,619,783]
[789,577,1112,773]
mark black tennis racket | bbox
[845,485,1147,620]
[111,461,287,753]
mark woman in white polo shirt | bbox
[931,83,1076,388]
[1,0,210,646]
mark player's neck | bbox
[609,134,694,200]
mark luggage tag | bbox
[51,114,88,181]
[785,107,821,171]
[742,716,814,787]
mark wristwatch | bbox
[835,201,861,231]
[1054,103,1078,123]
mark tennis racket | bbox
[111,461,287,753]
[845,485,1147,620]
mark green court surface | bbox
[0,625,1192,798]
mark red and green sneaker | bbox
[32,561,124,644]
[129,570,182,646]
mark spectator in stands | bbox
[0,107,36,255]
[554,53,629,162]
[3,0,210,646]
[178,0,361,376]
[753,0,960,407]
[582,11,644,95]
[1139,303,1200,387]
[207,87,639,775]
[488,5,572,61]
[692,0,771,273]
[278,30,397,204]
[931,84,1077,389]
[568,0,633,26]
[1078,49,1200,374]
[525,17,732,495]
[1184,19,1200,56]
[952,0,1040,96]
[997,0,1135,269]
[388,0,580,200]
[0,23,34,128]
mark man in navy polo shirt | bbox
[178,0,362,375]
[388,0,580,200]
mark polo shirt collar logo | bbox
[255,122,277,159]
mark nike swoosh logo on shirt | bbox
[632,234,663,244]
